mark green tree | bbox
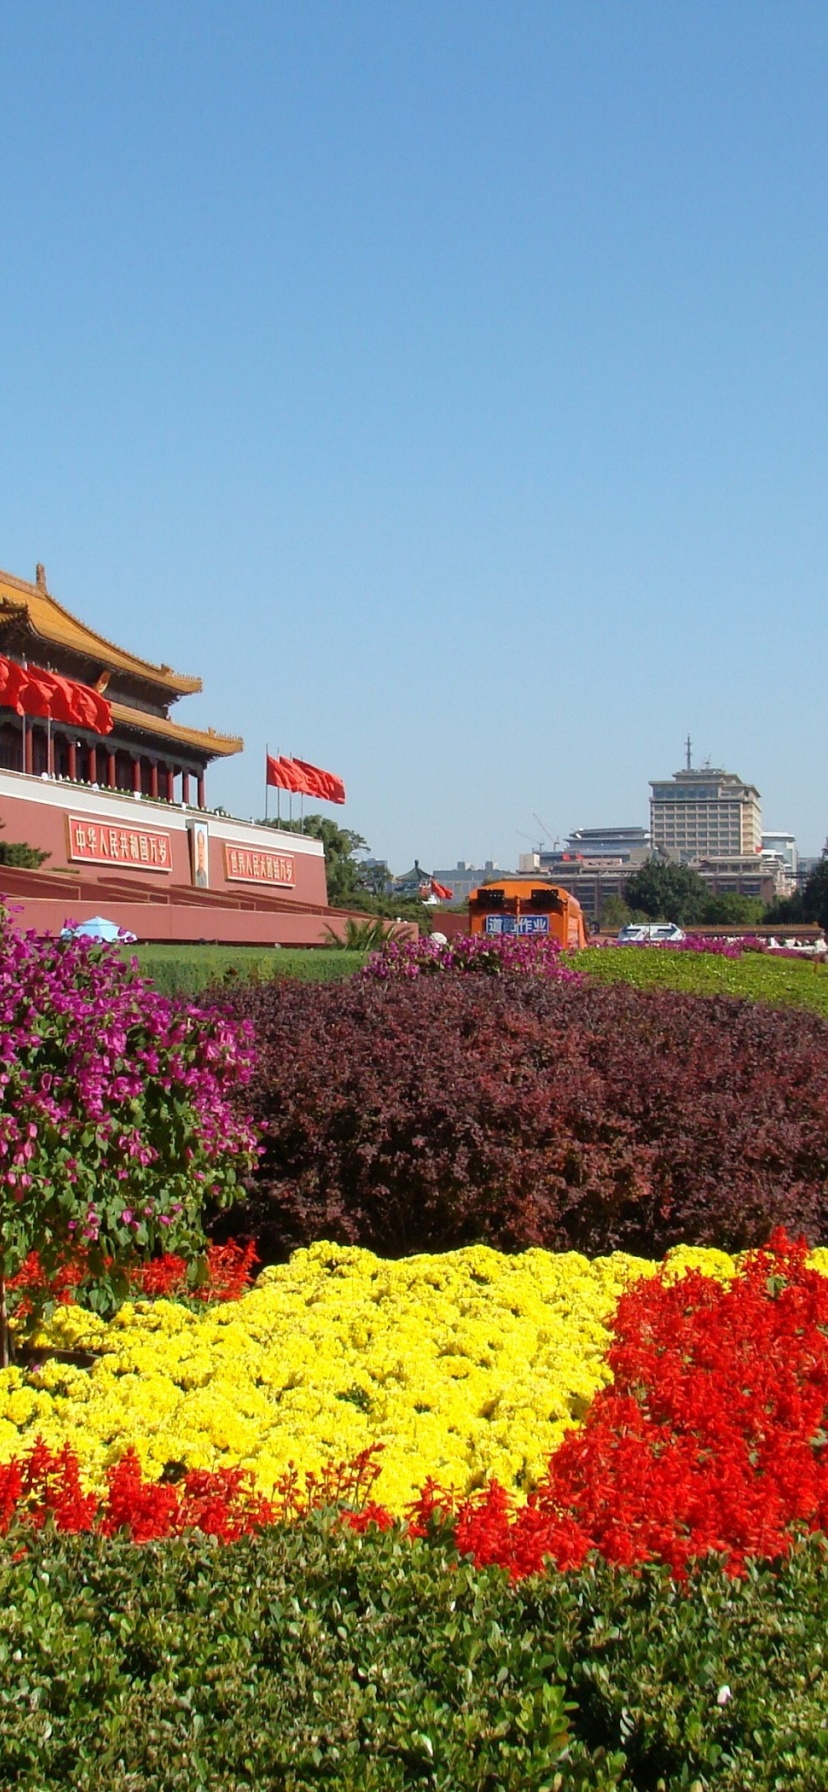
[764,891,805,923]
[767,847,828,930]
[258,815,431,927]
[259,814,369,905]
[701,892,765,926]
[802,844,828,931]
[596,894,637,933]
[0,821,49,869]
[622,858,710,926]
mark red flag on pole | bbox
[267,754,346,804]
[266,755,310,794]
[294,758,347,804]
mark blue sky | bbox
[1,1,827,868]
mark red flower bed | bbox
[8,1240,258,1312]
[0,1440,388,1545]
[435,1231,828,1578]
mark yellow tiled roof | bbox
[110,701,243,760]
[0,568,202,695]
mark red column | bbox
[181,770,190,806]
[150,761,159,801]
[133,758,142,794]
[197,772,206,809]
[88,745,97,784]
[67,740,78,781]
[166,767,175,803]
[106,750,116,788]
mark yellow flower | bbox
[1,1237,818,1513]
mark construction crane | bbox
[533,814,559,850]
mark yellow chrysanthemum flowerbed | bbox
[0,1238,800,1512]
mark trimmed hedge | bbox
[576,944,828,1021]
[127,945,364,997]
[218,975,828,1261]
[3,1520,828,1788]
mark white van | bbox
[617,922,686,945]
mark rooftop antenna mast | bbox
[685,734,692,772]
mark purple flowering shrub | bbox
[361,931,584,981]
[0,912,257,1361]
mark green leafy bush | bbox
[3,1519,828,1788]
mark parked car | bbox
[617,922,686,945]
[60,916,138,945]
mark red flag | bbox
[70,683,113,733]
[18,665,57,718]
[430,879,453,900]
[266,754,345,803]
[266,755,314,794]
[0,654,113,733]
[0,657,28,713]
[294,758,347,804]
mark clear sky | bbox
[1,2,826,869]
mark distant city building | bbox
[796,855,820,890]
[430,860,500,903]
[691,856,784,903]
[650,757,762,862]
[564,825,651,860]
[516,824,650,890]
[761,832,798,878]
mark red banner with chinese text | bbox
[67,817,172,872]
[223,843,295,886]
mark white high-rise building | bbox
[650,762,762,863]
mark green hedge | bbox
[3,1518,828,1788]
[575,945,828,1021]
[124,945,365,997]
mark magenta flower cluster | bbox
[0,911,257,1333]
[360,931,584,982]
[644,935,750,959]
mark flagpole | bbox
[265,743,269,822]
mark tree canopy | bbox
[802,846,828,931]
[259,815,431,926]
[622,858,711,925]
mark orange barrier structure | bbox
[468,879,588,950]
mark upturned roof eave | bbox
[109,700,243,761]
[0,570,202,696]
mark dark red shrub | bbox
[218,976,828,1259]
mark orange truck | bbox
[467,878,588,951]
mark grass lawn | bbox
[124,943,366,995]
[574,944,828,1021]
[125,937,828,1016]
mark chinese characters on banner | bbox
[223,844,295,886]
[484,914,550,936]
[67,817,173,872]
